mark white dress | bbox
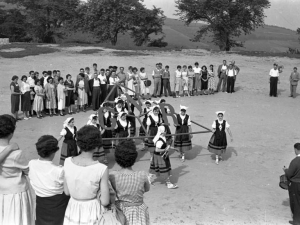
[127,72,135,95]
[63,157,107,225]
[77,80,87,106]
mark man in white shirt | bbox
[217,60,228,92]
[193,62,201,95]
[269,63,280,97]
[152,63,163,97]
[27,71,36,117]
[226,64,236,93]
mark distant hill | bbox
[64,18,299,53]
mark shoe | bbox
[37,116,42,119]
[60,113,64,116]
[50,114,53,117]
[28,116,32,119]
[181,155,185,162]
[166,181,178,189]
[24,117,29,120]
[147,174,155,185]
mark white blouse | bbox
[21,81,31,93]
[115,119,131,129]
[146,114,160,126]
[212,120,230,129]
[109,77,119,85]
[156,136,166,149]
[60,126,75,136]
[193,67,201,73]
[175,70,182,78]
[139,72,148,80]
[97,75,107,84]
[28,159,64,197]
[179,114,191,126]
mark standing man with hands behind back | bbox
[289,67,300,98]
[284,143,300,225]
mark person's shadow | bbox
[234,86,243,92]
[209,147,238,161]
[277,88,286,96]
[171,165,189,184]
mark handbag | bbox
[99,206,122,225]
[144,80,151,87]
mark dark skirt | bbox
[201,80,208,90]
[65,90,74,107]
[36,193,70,225]
[93,147,105,159]
[145,126,158,153]
[208,131,227,154]
[60,139,78,166]
[100,84,107,104]
[150,153,171,174]
[174,125,192,153]
[92,87,101,111]
[21,91,31,111]
[11,94,20,114]
[107,85,118,101]
[102,129,112,153]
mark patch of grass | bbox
[0,43,59,58]
[111,51,149,56]
[77,49,104,54]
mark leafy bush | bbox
[147,37,168,48]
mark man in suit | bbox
[216,60,228,92]
[284,143,300,225]
[289,67,300,98]
[88,73,102,111]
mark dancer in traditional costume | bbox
[139,100,153,150]
[207,111,233,164]
[145,106,163,153]
[174,105,193,162]
[100,103,113,163]
[149,126,178,189]
[28,135,69,225]
[114,112,131,145]
[58,117,78,165]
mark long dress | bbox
[98,74,107,104]
[64,80,75,107]
[63,158,107,225]
[57,83,66,110]
[150,137,171,174]
[59,126,78,166]
[45,83,57,109]
[102,111,113,153]
[10,82,21,114]
[109,171,150,225]
[208,70,215,89]
[139,107,151,136]
[0,146,34,225]
[21,81,31,111]
[127,72,135,96]
[77,80,88,106]
[208,120,229,154]
[32,85,44,112]
[145,114,163,153]
[174,114,192,153]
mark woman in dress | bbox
[139,67,150,98]
[63,125,110,225]
[200,65,209,95]
[174,65,182,98]
[208,64,215,94]
[145,106,163,154]
[174,105,193,162]
[115,112,131,143]
[127,66,135,97]
[139,100,152,150]
[109,140,150,225]
[208,111,233,164]
[76,73,89,112]
[187,66,195,96]
[32,79,44,119]
[149,125,178,189]
[20,75,32,120]
[28,135,69,225]
[58,117,78,166]
[181,65,189,96]
[10,75,22,120]
[132,67,140,99]
[45,77,57,116]
[0,115,34,225]
[57,77,67,116]
[108,71,120,101]
[98,69,108,103]
[64,74,75,115]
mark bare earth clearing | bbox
[0,46,299,225]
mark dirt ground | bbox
[0,47,299,225]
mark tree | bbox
[175,0,270,51]
[297,28,300,43]
[4,0,80,43]
[78,0,165,46]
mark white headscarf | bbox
[118,112,127,121]
[63,117,74,128]
[144,100,153,105]
[87,114,97,126]
[180,105,188,111]
[153,125,165,144]
[216,111,225,117]
[120,94,127,101]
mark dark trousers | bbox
[270,77,278,97]
[162,79,172,96]
[233,75,237,91]
[290,84,297,98]
[217,73,227,92]
[289,182,300,225]
[227,76,235,93]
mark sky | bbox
[142,0,300,30]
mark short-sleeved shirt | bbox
[269,69,279,77]
[193,67,201,74]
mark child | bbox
[139,67,150,98]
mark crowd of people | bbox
[9,60,243,121]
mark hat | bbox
[144,100,153,105]
[180,105,188,111]
[216,111,225,116]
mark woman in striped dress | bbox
[145,106,163,154]
[109,140,150,225]
[208,111,233,164]
[174,105,193,162]
[32,79,44,119]
[149,125,178,189]
[44,77,57,116]
[208,64,215,94]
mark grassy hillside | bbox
[63,18,299,52]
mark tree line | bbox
[0,0,273,51]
